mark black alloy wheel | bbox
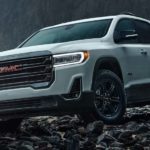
[79,70,126,124]
[93,70,126,124]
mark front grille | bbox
[0,53,53,89]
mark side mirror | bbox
[115,30,138,43]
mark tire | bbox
[80,70,126,124]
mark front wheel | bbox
[80,70,126,124]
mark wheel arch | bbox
[92,57,123,89]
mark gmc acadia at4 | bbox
[0,13,150,124]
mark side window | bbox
[114,19,138,44]
[134,20,150,44]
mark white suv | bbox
[0,13,150,124]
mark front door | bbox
[114,18,150,102]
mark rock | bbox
[118,130,137,145]
[29,136,41,142]
[0,144,11,150]
[63,129,77,139]
[48,134,61,145]
[0,105,149,150]
[69,117,81,127]
[18,136,41,143]
[140,137,150,146]
[97,133,117,146]
[110,141,124,148]
[0,137,16,141]
[57,115,73,125]
[125,121,138,131]
[106,130,122,139]
[77,127,86,136]
[37,141,53,150]
[130,143,144,150]
[135,123,150,134]
[86,121,104,135]
[58,124,73,132]
[108,147,125,150]
[38,140,49,146]
[96,142,107,149]
[8,141,19,149]
[17,144,34,150]
[18,141,34,147]
[56,116,75,132]
[82,138,96,150]
[24,124,51,136]
[65,134,80,150]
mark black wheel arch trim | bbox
[92,56,123,90]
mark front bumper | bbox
[0,50,95,103]
[0,92,95,120]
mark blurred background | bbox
[0,0,149,50]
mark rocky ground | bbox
[0,106,149,150]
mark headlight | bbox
[53,51,89,67]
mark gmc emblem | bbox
[0,65,22,73]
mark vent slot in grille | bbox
[0,54,53,89]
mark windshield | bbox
[21,19,112,47]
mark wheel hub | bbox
[94,80,120,117]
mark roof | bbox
[41,15,115,30]
[41,14,150,31]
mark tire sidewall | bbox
[92,70,126,124]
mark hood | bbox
[0,39,108,57]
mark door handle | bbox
[140,49,147,55]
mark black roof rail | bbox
[119,12,136,16]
